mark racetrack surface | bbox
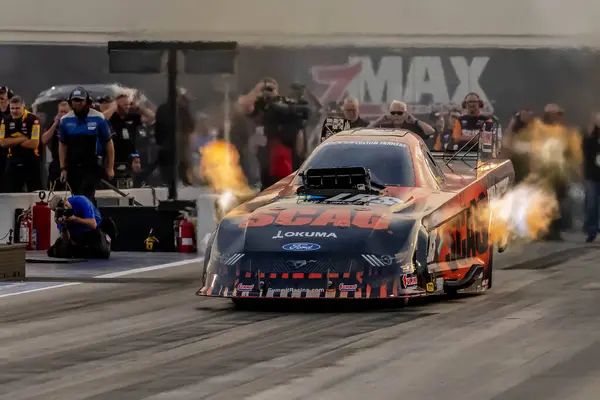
[2,241,600,400]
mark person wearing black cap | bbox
[58,86,115,202]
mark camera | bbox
[55,207,74,220]
[253,82,310,125]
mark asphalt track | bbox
[2,241,600,399]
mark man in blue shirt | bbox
[58,86,115,203]
[47,195,112,259]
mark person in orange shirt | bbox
[433,93,493,151]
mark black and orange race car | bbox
[198,122,514,305]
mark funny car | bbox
[197,125,514,304]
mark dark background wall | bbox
[3,44,600,126]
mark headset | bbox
[0,86,14,99]
[461,92,484,109]
[67,86,92,106]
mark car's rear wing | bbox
[430,120,501,167]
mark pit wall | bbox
[0,187,216,251]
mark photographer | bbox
[251,78,310,189]
[47,195,111,259]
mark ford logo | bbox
[282,243,321,251]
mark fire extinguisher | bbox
[178,212,195,253]
[19,211,36,250]
[32,192,51,251]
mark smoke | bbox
[478,118,581,243]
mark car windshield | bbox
[298,140,415,186]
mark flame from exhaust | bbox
[477,119,581,243]
[198,140,258,218]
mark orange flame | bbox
[198,140,258,218]
[476,119,579,244]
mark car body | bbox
[197,126,514,302]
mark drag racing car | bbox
[198,124,514,304]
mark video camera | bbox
[253,82,310,126]
[54,207,74,220]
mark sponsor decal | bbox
[327,140,407,147]
[444,192,490,262]
[282,243,321,251]
[236,283,254,292]
[311,56,493,117]
[285,260,317,269]
[401,274,418,288]
[339,283,358,292]
[272,288,324,293]
[272,230,337,239]
[426,282,435,292]
[241,209,391,230]
[299,193,402,206]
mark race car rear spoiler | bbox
[430,120,501,167]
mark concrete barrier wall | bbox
[2,0,600,47]
[0,186,216,249]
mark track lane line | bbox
[0,257,204,299]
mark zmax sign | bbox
[311,56,493,115]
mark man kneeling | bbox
[48,196,111,259]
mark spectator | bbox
[0,86,13,192]
[106,93,155,188]
[42,101,71,190]
[342,98,369,128]
[58,87,115,202]
[522,104,582,240]
[47,195,112,259]
[432,93,494,151]
[96,95,115,117]
[504,108,535,183]
[151,87,195,187]
[249,78,305,189]
[0,96,43,192]
[369,100,435,140]
[582,112,600,242]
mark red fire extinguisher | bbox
[19,211,36,250]
[32,194,51,250]
[178,213,195,253]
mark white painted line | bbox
[95,257,204,278]
[0,283,81,299]
[1,256,205,299]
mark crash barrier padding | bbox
[0,244,26,280]
[0,186,203,248]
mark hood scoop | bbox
[296,166,387,205]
